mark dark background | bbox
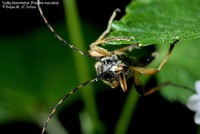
[0,0,197,134]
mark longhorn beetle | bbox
[37,1,180,134]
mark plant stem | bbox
[62,0,103,133]
[114,88,139,134]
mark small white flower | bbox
[187,80,200,124]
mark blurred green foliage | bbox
[0,24,77,123]
[0,21,101,134]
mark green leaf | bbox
[107,0,200,46]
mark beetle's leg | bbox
[89,9,120,57]
[88,9,131,57]
[130,40,179,95]
[129,40,179,75]
[97,8,121,41]
[133,71,194,96]
[112,44,140,55]
[133,72,169,96]
[133,71,145,95]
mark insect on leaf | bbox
[106,0,200,46]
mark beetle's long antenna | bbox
[41,76,100,134]
[37,0,95,59]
